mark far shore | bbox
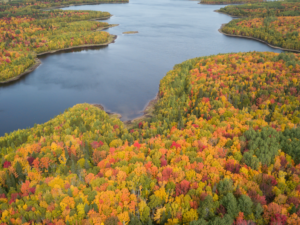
[218,23,300,53]
[42,2,128,10]
[0,5,120,84]
[199,2,254,4]
[0,34,117,84]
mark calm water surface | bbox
[0,0,282,136]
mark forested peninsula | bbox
[0,0,128,83]
[218,1,300,17]
[220,1,300,52]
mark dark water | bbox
[0,0,282,136]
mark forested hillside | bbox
[2,52,300,224]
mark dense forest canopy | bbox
[2,0,300,224]
[0,0,128,18]
[222,16,300,51]
[2,52,300,224]
[219,1,300,17]
[200,0,264,5]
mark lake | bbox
[0,0,281,136]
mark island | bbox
[123,31,139,34]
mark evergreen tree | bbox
[221,193,239,219]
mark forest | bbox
[219,0,300,52]
[0,0,128,82]
[200,0,263,5]
[218,1,300,18]
[221,16,300,51]
[1,51,300,224]
[0,0,128,18]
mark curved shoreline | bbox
[214,9,244,18]
[37,34,117,56]
[90,93,159,128]
[218,23,300,53]
[123,94,159,128]
[90,104,122,119]
[0,34,117,84]
[0,59,42,84]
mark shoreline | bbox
[213,9,244,18]
[89,16,112,21]
[96,24,119,31]
[199,2,255,5]
[37,34,117,56]
[218,23,300,53]
[0,34,117,84]
[90,104,122,119]
[123,94,159,128]
[90,93,159,128]
[42,2,128,10]
[0,59,42,84]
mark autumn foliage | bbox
[1,52,300,224]
[219,1,300,18]
[220,1,300,52]
[200,0,263,5]
[222,16,300,51]
[0,0,126,82]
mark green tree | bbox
[217,178,234,196]
[238,195,253,217]
[221,193,239,219]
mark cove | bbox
[0,0,282,136]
